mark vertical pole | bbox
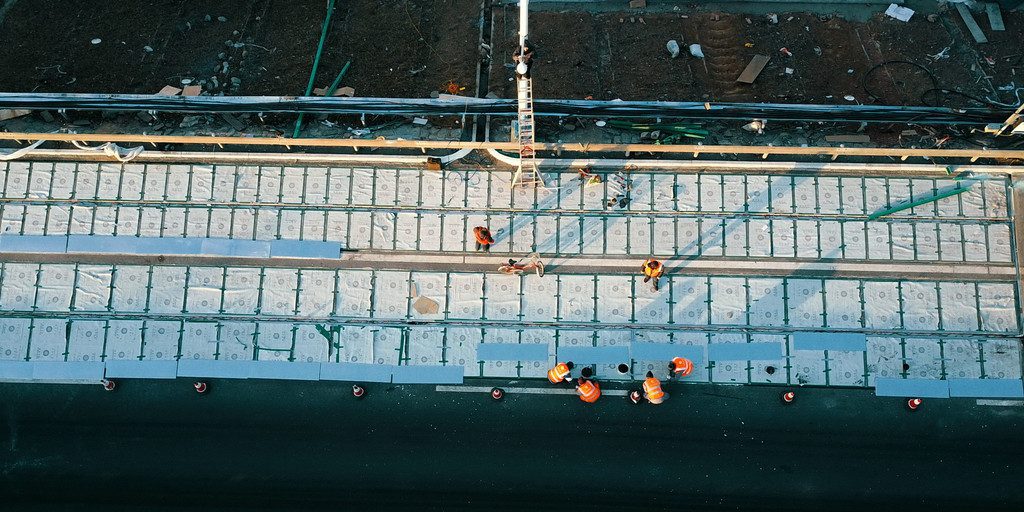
[519,0,529,49]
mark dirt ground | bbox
[489,6,1023,108]
[0,0,480,98]
[0,1,1020,110]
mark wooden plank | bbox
[985,3,1005,31]
[956,4,988,43]
[736,55,770,84]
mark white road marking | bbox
[436,385,629,396]
[976,399,1024,407]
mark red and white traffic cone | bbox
[193,381,208,394]
[491,387,504,400]
[907,398,922,411]
[101,379,116,392]
[781,391,795,404]
[629,390,642,405]
[352,384,366,398]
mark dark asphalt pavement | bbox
[1,379,1022,511]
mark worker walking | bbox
[643,371,668,404]
[641,258,664,291]
[669,356,694,379]
[473,226,494,252]
[576,378,601,403]
[547,361,575,384]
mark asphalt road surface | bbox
[1,379,1022,511]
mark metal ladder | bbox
[512,76,543,187]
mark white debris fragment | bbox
[143,45,154,52]
[90,38,102,45]
[666,40,681,58]
[768,13,778,24]
[844,95,857,102]
[884,4,914,22]
[412,117,429,126]
[785,68,794,75]
[595,120,607,127]
[689,44,704,58]
[742,119,767,134]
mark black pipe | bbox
[0,93,1009,125]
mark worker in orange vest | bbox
[643,371,667,404]
[641,258,664,291]
[669,356,694,379]
[473,226,494,252]
[547,361,575,384]
[576,378,601,403]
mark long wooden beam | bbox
[2,131,1024,161]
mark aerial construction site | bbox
[0,0,1022,511]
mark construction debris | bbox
[0,110,32,122]
[955,3,988,44]
[688,44,704,58]
[884,4,914,23]
[985,3,1005,31]
[666,40,680,58]
[736,55,770,84]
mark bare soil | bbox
[0,0,480,98]
[489,6,1022,108]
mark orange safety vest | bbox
[577,380,601,403]
[642,259,663,278]
[671,356,694,377]
[643,377,665,403]
[473,227,494,245]
[547,363,571,384]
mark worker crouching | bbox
[669,356,694,379]
[547,361,575,384]
[576,379,601,403]
[473,226,494,252]
[642,258,664,291]
[643,371,668,404]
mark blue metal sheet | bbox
[557,346,630,365]
[630,343,705,364]
[874,378,950,398]
[270,240,342,259]
[200,238,271,258]
[708,342,783,361]
[31,361,105,382]
[176,360,253,379]
[475,343,549,361]
[319,363,396,383]
[392,365,464,384]
[793,332,867,352]
[134,237,204,255]
[67,234,130,253]
[104,360,178,379]
[249,361,321,381]
[948,379,1024,398]
[0,235,68,253]
[0,361,34,381]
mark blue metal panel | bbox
[948,379,1024,398]
[319,363,396,383]
[0,361,34,381]
[270,240,342,259]
[557,346,630,365]
[475,343,549,361]
[249,361,321,381]
[200,238,271,258]
[176,360,253,379]
[630,343,705,364]
[874,378,950,398]
[104,360,178,379]
[0,235,68,253]
[31,361,105,382]
[708,342,784,361]
[67,234,129,253]
[134,237,204,255]
[793,332,867,352]
[392,365,464,384]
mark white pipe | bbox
[519,0,529,48]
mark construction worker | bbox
[473,226,494,252]
[513,40,536,78]
[576,378,601,403]
[641,258,664,291]
[547,361,575,384]
[669,356,694,379]
[643,371,667,404]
